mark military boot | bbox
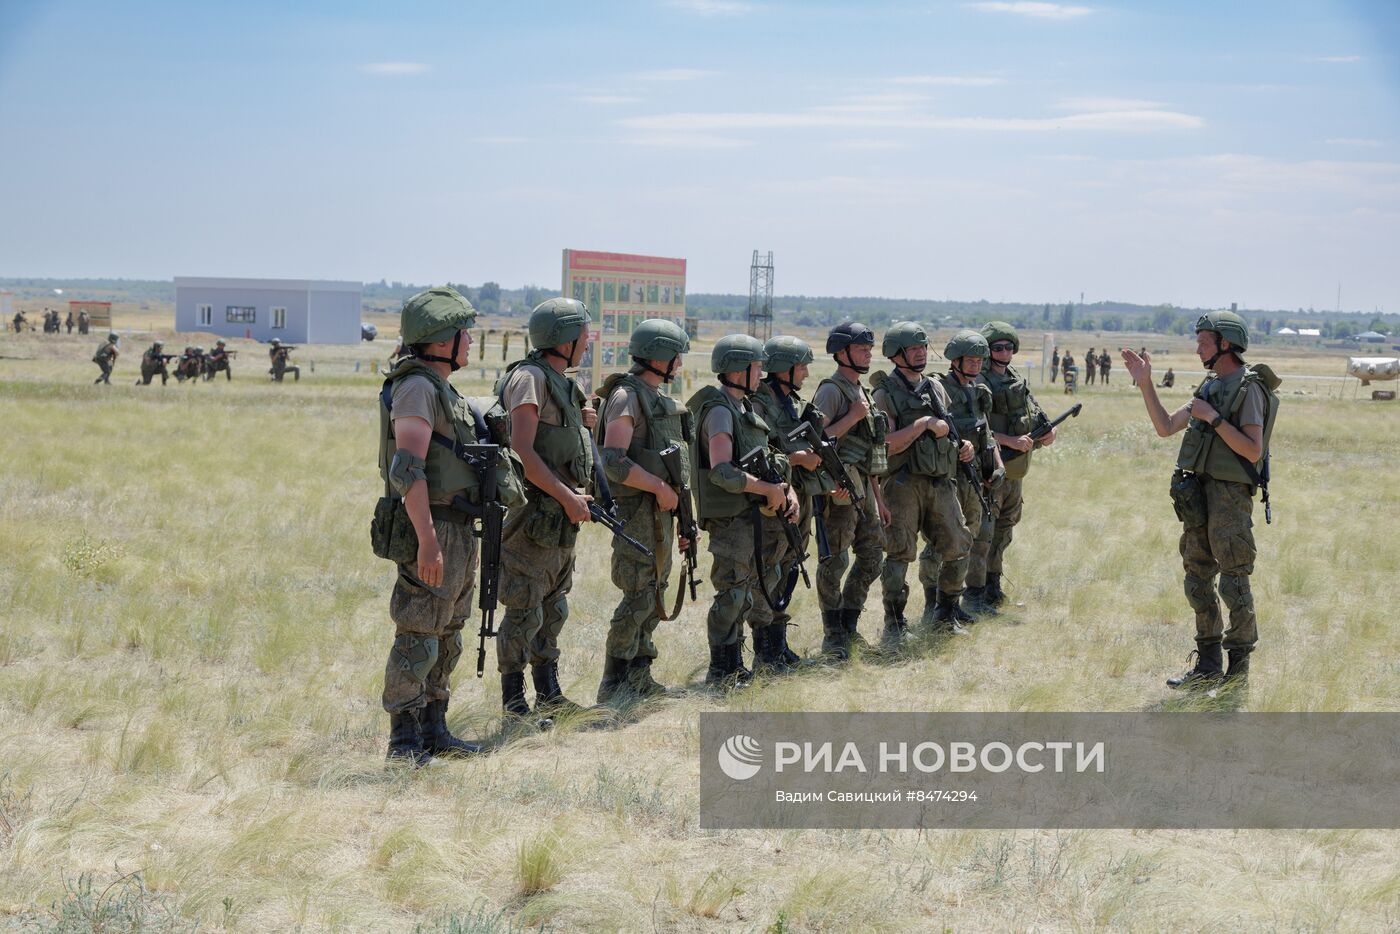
[532,661,587,716]
[881,598,910,648]
[931,591,970,636]
[919,586,941,630]
[626,655,674,698]
[820,609,850,660]
[754,624,795,674]
[419,699,484,758]
[596,655,632,705]
[840,608,870,651]
[501,671,531,718]
[1166,642,1224,689]
[984,572,1007,608]
[776,623,804,667]
[386,710,432,766]
[1224,648,1250,685]
[949,591,977,627]
[705,643,752,689]
[962,585,999,618]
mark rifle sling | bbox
[649,507,689,622]
[750,504,799,614]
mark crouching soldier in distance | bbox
[924,330,1004,620]
[206,339,234,380]
[747,335,837,672]
[970,321,1055,610]
[688,335,798,687]
[495,298,597,717]
[1122,311,1279,688]
[269,338,300,381]
[378,287,522,764]
[872,323,973,640]
[139,340,171,385]
[811,322,890,656]
[595,318,692,705]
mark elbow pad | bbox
[709,460,749,494]
[601,446,635,486]
[387,449,427,496]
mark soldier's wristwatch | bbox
[1209,413,1224,428]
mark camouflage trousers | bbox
[816,475,884,613]
[606,495,674,661]
[382,518,479,714]
[94,361,112,384]
[140,363,168,385]
[271,362,300,381]
[206,359,232,380]
[702,514,761,648]
[967,478,1023,586]
[496,498,577,674]
[880,472,972,608]
[745,495,813,631]
[1180,477,1258,652]
[920,476,992,592]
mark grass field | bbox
[2,311,1398,932]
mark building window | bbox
[572,281,586,303]
[226,306,255,323]
[618,282,630,303]
[589,282,602,313]
[647,284,659,304]
[661,286,671,305]
[198,304,212,326]
[674,286,684,305]
[604,281,616,303]
[271,307,286,329]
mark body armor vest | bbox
[688,385,774,520]
[873,369,959,479]
[1176,365,1279,488]
[379,359,484,502]
[754,380,830,498]
[982,364,1039,480]
[597,371,692,499]
[815,373,888,477]
[496,352,592,488]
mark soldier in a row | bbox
[139,340,172,385]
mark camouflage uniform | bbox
[270,345,300,381]
[92,337,118,384]
[140,344,170,385]
[206,343,233,380]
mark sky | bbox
[1,0,1398,311]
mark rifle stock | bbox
[658,443,700,601]
[1002,403,1081,462]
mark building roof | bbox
[1356,330,1388,339]
[175,276,361,292]
[1275,327,1297,334]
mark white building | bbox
[174,277,362,344]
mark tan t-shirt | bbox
[603,383,645,434]
[813,372,860,424]
[390,373,461,505]
[699,404,736,466]
[501,362,564,426]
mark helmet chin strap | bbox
[836,348,870,374]
[951,358,977,381]
[765,369,798,394]
[414,331,465,371]
[720,369,757,395]
[895,350,926,374]
[1202,333,1227,369]
[542,336,579,367]
[634,356,678,383]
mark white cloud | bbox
[1056,96,1166,111]
[1309,54,1361,63]
[890,75,1006,86]
[1325,138,1383,147]
[358,62,428,76]
[618,107,1203,133]
[631,68,717,82]
[968,2,1092,19]
[575,95,642,106]
[665,0,755,14]
[621,134,750,149]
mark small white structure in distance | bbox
[1347,357,1400,385]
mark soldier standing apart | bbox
[65,311,74,333]
[92,332,119,384]
[207,339,233,380]
[749,335,837,672]
[1050,347,1060,382]
[379,287,508,763]
[970,322,1055,610]
[871,323,972,640]
[811,322,890,657]
[1121,311,1279,688]
[595,319,691,705]
[1099,350,1111,385]
[925,331,1004,618]
[1084,348,1097,385]
[688,335,798,687]
[495,298,597,717]
[78,310,90,334]
[12,311,24,334]
[139,340,170,385]
[268,338,300,381]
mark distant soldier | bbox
[11,311,22,334]
[1122,311,1279,688]
[174,346,200,382]
[1084,347,1096,385]
[749,334,836,671]
[92,332,119,384]
[872,322,972,638]
[1099,350,1111,385]
[811,322,890,656]
[970,322,1056,610]
[494,298,596,717]
[206,339,234,380]
[268,338,300,381]
[689,335,798,687]
[594,319,691,704]
[1159,367,1176,388]
[139,340,171,385]
[65,311,74,333]
[78,310,90,334]
[1062,351,1076,392]
[1050,347,1060,382]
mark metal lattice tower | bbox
[747,250,774,341]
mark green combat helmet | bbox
[400,287,477,345]
[528,297,591,349]
[270,338,281,346]
[944,329,990,361]
[882,321,929,359]
[1196,310,1249,354]
[152,340,163,348]
[629,318,689,361]
[108,332,119,342]
[763,335,814,373]
[711,333,766,393]
[980,320,1019,353]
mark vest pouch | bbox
[868,412,890,476]
[1169,470,1208,529]
[1175,422,1209,473]
[524,496,580,549]
[371,496,419,563]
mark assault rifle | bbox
[786,416,863,505]
[151,353,178,363]
[432,441,507,679]
[738,445,811,591]
[913,376,992,522]
[586,434,653,558]
[1002,403,1081,463]
[658,443,700,603]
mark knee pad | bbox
[1218,574,1253,610]
[544,593,569,626]
[1183,574,1217,612]
[391,634,439,681]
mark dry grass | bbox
[2,314,1399,931]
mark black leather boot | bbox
[627,655,673,698]
[840,608,869,650]
[984,572,1007,607]
[532,661,587,715]
[931,591,970,635]
[949,591,977,626]
[962,585,999,617]
[881,598,909,648]
[1166,642,1225,689]
[596,655,632,705]
[705,644,729,686]
[419,699,483,758]
[919,586,940,629]
[820,609,850,660]
[1224,648,1250,684]
[501,671,531,717]
[753,624,792,674]
[777,624,803,666]
[386,710,432,766]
